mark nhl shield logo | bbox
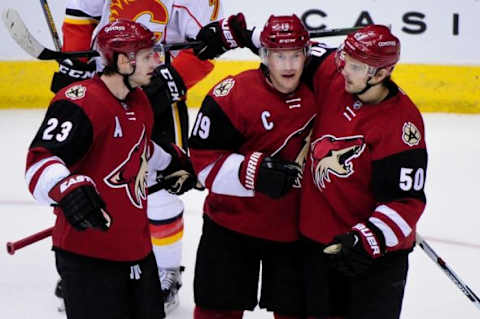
[213,78,235,97]
[65,85,86,100]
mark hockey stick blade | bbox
[309,26,361,38]
[2,8,98,60]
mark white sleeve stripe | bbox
[211,154,254,197]
[198,162,213,187]
[25,156,65,187]
[149,142,172,172]
[369,217,399,247]
[376,204,412,237]
[32,163,70,205]
[252,27,261,49]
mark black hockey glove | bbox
[49,174,111,231]
[323,222,386,277]
[143,64,187,105]
[50,58,96,93]
[193,13,254,60]
[152,143,203,195]
[239,152,302,199]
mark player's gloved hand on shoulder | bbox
[323,222,385,277]
[239,152,302,199]
[51,58,96,93]
[194,13,254,60]
[143,64,187,105]
[49,174,111,231]
[153,143,203,195]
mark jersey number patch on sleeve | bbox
[42,118,73,142]
[192,112,211,139]
[399,167,425,191]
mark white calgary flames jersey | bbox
[65,0,223,47]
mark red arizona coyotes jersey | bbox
[62,0,222,87]
[25,76,156,261]
[189,67,316,242]
[300,53,428,251]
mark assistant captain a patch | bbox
[65,85,87,100]
[213,78,235,97]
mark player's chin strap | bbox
[122,74,135,91]
[112,53,136,92]
[121,63,136,92]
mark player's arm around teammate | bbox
[298,25,428,319]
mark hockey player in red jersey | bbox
[189,15,315,319]
[297,25,428,319]
[24,20,194,319]
[48,0,238,311]
[199,20,428,318]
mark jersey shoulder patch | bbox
[213,78,235,97]
[402,121,421,147]
[65,84,87,100]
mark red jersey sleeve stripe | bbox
[25,155,65,188]
[172,5,203,28]
[375,204,413,237]
[369,216,400,247]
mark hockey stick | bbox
[2,8,98,60]
[3,8,359,61]
[5,178,174,255]
[309,26,361,38]
[2,8,201,61]
[6,226,54,255]
[39,0,61,50]
[324,233,480,311]
[416,233,480,311]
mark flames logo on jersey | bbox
[109,0,168,40]
[402,122,421,147]
[310,134,365,190]
[104,126,149,209]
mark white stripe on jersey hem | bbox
[375,204,412,237]
[25,156,65,187]
[369,216,399,247]
[33,163,70,205]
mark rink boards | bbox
[0,60,479,113]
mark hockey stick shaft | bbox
[39,0,61,50]
[5,180,171,255]
[309,26,361,38]
[416,233,480,310]
[2,8,200,61]
[6,226,54,255]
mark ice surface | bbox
[1,109,479,318]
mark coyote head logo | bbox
[104,126,149,209]
[310,134,365,189]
